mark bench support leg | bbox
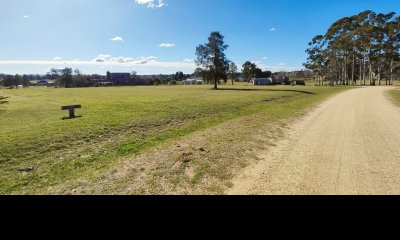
[69,108,75,118]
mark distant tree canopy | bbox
[174,71,185,81]
[3,75,18,88]
[196,31,230,89]
[0,74,31,88]
[21,75,30,87]
[242,61,257,82]
[242,61,272,81]
[49,68,90,88]
[193,67,214,84]
[228,62,239,85]
[304,11,400,86]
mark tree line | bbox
[0,74,30,88]
[304,10,400,86]
[0,68,96,88]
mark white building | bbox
[181,78,204,85]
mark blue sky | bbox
[0,0,398,75]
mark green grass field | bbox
[387,87,400,106]
[0,85,349,194]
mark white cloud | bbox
[111,57,135,63]
[111,36,124,42]
[263,56,269,59]
[144,56,159,61]
[269,27,277,32]
[0,59,304,75]
[93,57,106,62]
[183,59,194,63]
[92,54,111,62]
[135,0,167,8]
[159,43,175,48]
[91,55,158,64]
[0,59,196,75]
[53,57,63,61]
[98,54,111,58]
[255,62,302,72]
[23,15,29,19]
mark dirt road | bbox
[227,87,400,195]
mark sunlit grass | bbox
[0,84,348,194]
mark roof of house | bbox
[109,72,131,75]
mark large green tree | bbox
[242,61,257,82]
[73,69,89,88]
[3,75,15,88]
[14,74,21,87]
[21,75,30,88]
[305,35,329,86]
[174,71,185,81]
[228,62,238,85]
[196,31,230,89]
[305,10,399,86]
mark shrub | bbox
[292,80,306,86]
[95,82,113,87]
[296,80,306,85]
[153,78,161,85]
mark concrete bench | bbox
[61,105,81,118]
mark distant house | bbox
[106,72,134,86]
[36,80,54,87]
[36,80,49,86]
[104,72,153,86]
[272,77,291,85]
[181,78,204,85]
[253,78,272,86]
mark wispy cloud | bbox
[93,54,110,62]
[182,59,194,63]
[145,56,159,61]
[110,57,135,63]
[0,59,303,75]
[53,57,63,61]
[135,0,167,8]
[93,57,107,63]
[254,62,302,72]
[0,59,196,75]
[111,36,124,42]
[98,54,111,58]
[263,56,269,60]
[23,15,29,19]
[159,43,175,48]
[269,27,277,32]
[92,54,158,64]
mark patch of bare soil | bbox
[63,112,289,195]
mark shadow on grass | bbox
[215,88,316,95]
[62,116,83,120]
[0,96,9,105]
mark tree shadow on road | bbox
[216,88,316,95]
